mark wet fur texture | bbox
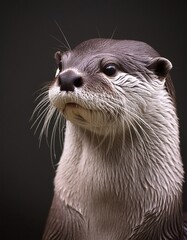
[33,39,186,239]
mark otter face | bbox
[49,60,124,134]
[48,39,173,135]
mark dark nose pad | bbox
[58,70,83,92]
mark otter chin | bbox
[63,104,93,127]
[34,38,187,239]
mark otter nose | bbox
[58,70,83,92]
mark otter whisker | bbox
[115,98,161,143]
[32,105,51,137]
[39,106,57,146]
[31,96,50,135]
[126,110,154,144]
[32,96,50,119]
[54,20,71,50]
[114,97,152,164]
[110,25,118,40]
[49,34,70,51]
[31,91,49,119]
[58,113,65,151]
[50,110,63,167]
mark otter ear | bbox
[54,51,62,64]
[54,51,63,77]
[147,57,172,79]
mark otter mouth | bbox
[63,102,87,112]
[65,103,80,108]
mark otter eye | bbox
[102,64,117,77]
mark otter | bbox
[35,39,187,239]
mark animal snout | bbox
[58,70,83,92]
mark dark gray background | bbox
[1,1,186,239]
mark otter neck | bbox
[63,117,183,202]
[58,117,183,239]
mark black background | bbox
[1,1,186,239]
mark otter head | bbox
[48,39,173,136]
